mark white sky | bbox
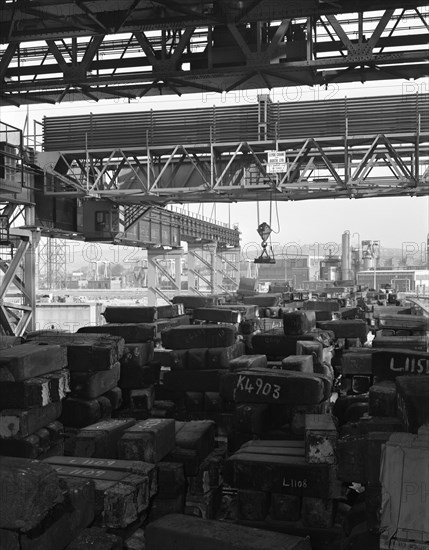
[1,79,428,251]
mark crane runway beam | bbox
[0,6,427,105]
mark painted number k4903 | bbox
[236,374,281,400]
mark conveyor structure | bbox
[38,93,429,203]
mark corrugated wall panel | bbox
[43,94,428,151]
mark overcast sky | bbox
[1,79,427,251]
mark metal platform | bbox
[38,92,429,203]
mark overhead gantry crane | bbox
[0,0,428,335]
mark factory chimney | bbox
[341,231,351,281]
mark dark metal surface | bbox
[0,4,427,105]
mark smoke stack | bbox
[342,231,351,280]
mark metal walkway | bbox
[38,92,429,203]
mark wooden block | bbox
[0,528,19,549]
[70,362,121,399]
[66,526,123,550]
[0,401,62,438]
[118,418,176,463]
[0,456,64,531]
[203,392,226,413]
[187,348,208,369]
[149,493,185,521]
[175,420,216,462]
[60,397,101,428]
[305,414,337,464]
[225,451,339,498]
[44,369,70,401]
[372,349,429,379]
[316,320,368,340]
[51,465,149,528]
[103,305,159,323]
[17,477,95,550]
[379,533,429,550]
[0,335,22,350]
[341,350,374,375]
[372,335,427,351]
[344,402,369,423]
[184,392,205,412]
[185,486,222,520]
[27,332,125,372]
[153,348,188,369]
[290,401,331,436]
[145,513,312,550]
[96,395,112,419]
[0,343,67,382]
[121,341,155,369]
[304,301,340,312]
[377,314,428,331]
[78,323,157,343]
[193,308,241,323]
[302,497,334,529]
[129,387,155,411]
[229,354,268,371]
[157,304,185,319]
[35,427,50,453]
[269,493,301,522]
[164,447,200,476]
[237,489,270,521]
[206,342,246,369]
[351,375,372,394]
[124,528,145,550]
[396,375,429,433]
[45,455,157,497]
[103,387,123,410]
[219,369,326,405]
[119,363,160,389]
[162,369,226,393]
[187,447,226,496]
[281,355,314,373]
[283,311,316,336]
[215,304,259,320]
[74,418,136,459]
[0,376,53,409]
[161,325,237,350]
[234,403,271,435]
[252,330,318,358]
[369,381,397,417]
[172,295,221,308]
[242,294,282,307]
[296,341,323,365]
[380,431,429,542]
[0,433,41,459]
[158,461,185,498]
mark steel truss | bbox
[1,4,427,105]
[37,237,67,290]
[39,132,429,204]
[0,224,39,336]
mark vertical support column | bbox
[187,242,218,295]
[174,254,182,292]
[22,206,39,333]
[147,248,183,306]
[146,249,157,307]
[217,247,241,294]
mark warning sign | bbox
[267,150,287,173]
